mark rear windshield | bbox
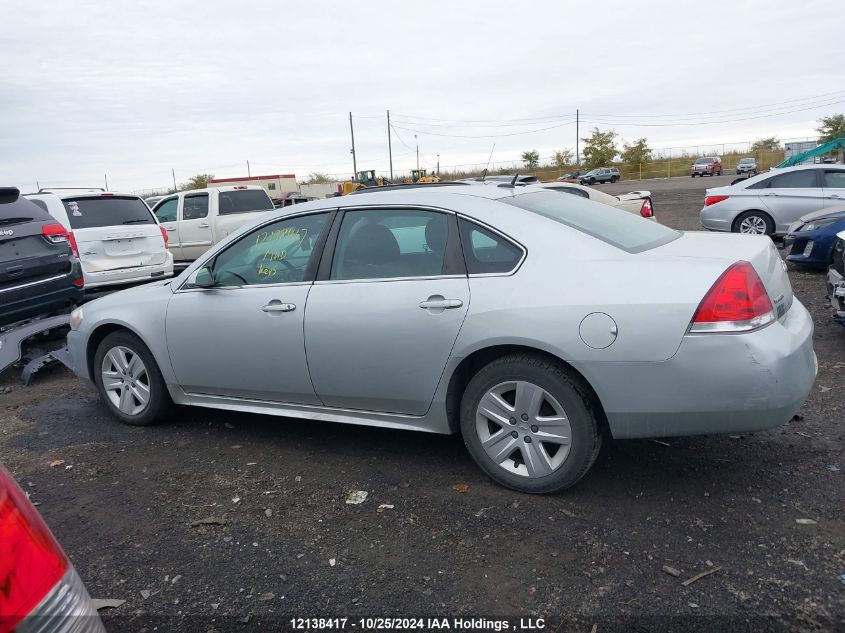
[218,189,274,215]
[1,193,52,225]
[62,196,154,229]
[501,191,680,253]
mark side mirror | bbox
[188,266,215,288]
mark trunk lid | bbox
[652,232,793,321]
[63,196,166,273]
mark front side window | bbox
[63,196,154,229]
[459,219,524,274]
[154,198,178,222]
[823,170,845,188]
[210,212,329,286]
[183,194,209,220]
[331,209,449,281]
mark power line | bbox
[392,120,575,139]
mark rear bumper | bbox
[828,267,845,321]
[577,299,817,439]
[0,271,84,328]
[699,208,732,232]
[66,329,91,384]
[83,253,173,289]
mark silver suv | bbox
[579,167,620,185]
[736,157,758,175]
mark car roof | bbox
[27,190,143,200]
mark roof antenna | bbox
[510,173,519,187]
[481,143,496,182]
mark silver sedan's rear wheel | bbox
[460,354,602,493]
[734,210,774,236]
[94,331,172,426]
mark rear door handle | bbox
[198,223,210,228]
[762,192,779,196]
[166,226,176,231]
[830,194,842,199]
[262,302,296,313]
[419,297,463,310]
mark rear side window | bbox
[459,219,524,274]
[502,191,679,253]
[749,169,819,189]
[183,194,209,220]
[218,190,274,215]
[62,196,154,229]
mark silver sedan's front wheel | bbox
[101,346,150,416]
[460,354,602,494]
[475,381,572,478]
[94,331,172,426]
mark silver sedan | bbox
[66,185,817,493]
[700,164,845,235]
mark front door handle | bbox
[762,192,779,196]
[419,296,463,310]
[198,223,210,228]
[166,226,176,231]
[262,301,296,313]
[830,194,842,199]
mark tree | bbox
[817,114,845,143]
[750,137,781,152]
[303,172,334,184]
[581,128,617,168]
[620,138,651,167]
[521,150,540,170]
[181,173,214,190]
[553,148,574,168]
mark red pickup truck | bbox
[691,156,722,177]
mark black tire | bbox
[93,330,173,426]
[732,210,775,236]
[691,173,696,178]
[610,176,618,183]
[460,354,602,494]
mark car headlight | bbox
[69,307,84,330]
[800,217,838,232]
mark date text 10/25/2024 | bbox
[289,618,546,631]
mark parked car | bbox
[700,164,845,235]
[458,175,540,185]
[691,157,722,177]
[66,186,815,493]
[827,230,845,324]
[556,172,581,183]
[25,190,173,289]
[736,157,758,175]
[783,205,845,268]
[144,195,164,208]
[150,186,274,262]
[1,187,84,327]
[0,461,106,631]
[537,182,655,219]
[579,167,620,185]
[272,192,310,208]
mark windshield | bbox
[501,191,680,253]
[695,158,715,164]
[218,189,274,215]
[584,169,600,175]
[739,158,754,164]
[62,196,154,229]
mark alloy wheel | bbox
[475,381,572,478]
[100,346,150,416]
[739,215,768,235]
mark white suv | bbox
[26,190,173,289]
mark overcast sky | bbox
[3,0,844,193]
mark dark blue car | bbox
[783,206,845,269]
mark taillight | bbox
[0,464,69,632]
[41,223,68,244]
[704,195,729,206]
[689,261,774,333]
[640,198,653,218]
[67,231,79,258]
[159,225,169,248]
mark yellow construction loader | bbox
[341,170,386,195]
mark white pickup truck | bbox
[149,186,275,262]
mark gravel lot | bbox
[1,176,843,632]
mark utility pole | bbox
[576,108,580,167]
[387,110,394,182]
[349,112,357,175]
[104,174,109,190]
[247,160,251,177]
[437,153,440,175]
[415,134,419,170]
[172,168,177,193]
